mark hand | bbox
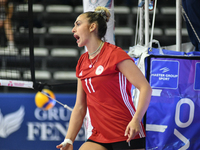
[124,118,141,142]
[56,143,73,150]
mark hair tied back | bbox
[94,6,111,22]
[95,9,107,21]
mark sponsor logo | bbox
[150,60,179,89]
[27,107,85,141]
[14,82,25,87]
[160,67,170,73]
[6,81,25,87]
[0,106,25,138]
[8,81,13,86]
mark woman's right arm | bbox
[56,78,87,150]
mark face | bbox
[72,14,92,47]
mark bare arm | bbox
[7,3,14,19]
[4,3,14,42]
[56,78,87,149]
[117,59,152,142]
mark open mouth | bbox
[74,34,80,43]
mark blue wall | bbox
[146,55,200,149]
[0,93,84,150]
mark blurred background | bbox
[0,0,190,93]
[0,1,198,150]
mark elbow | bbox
[139,83,152,102]
[149,84,152,95]
[147,83,152,96]
[140,82,152,93]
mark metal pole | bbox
[139,0,144,45]
[145,0,149,46]
[176,0,182,51]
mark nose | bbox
[72,26,76,33]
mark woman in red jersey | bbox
[56,6,152,150]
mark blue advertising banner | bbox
[0,93,84,150]
[194,62,200,90]
[150,59,179,89]
[146,56,200,150]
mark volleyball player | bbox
[56,6,152,150]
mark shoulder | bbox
[104,42,121,50]
[104,42,133,66]
[106,43,129,58]
[103,42,126,57]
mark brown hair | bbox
[84,6,111,40]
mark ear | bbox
[89,23,97,32]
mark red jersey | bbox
[76,42,145,143]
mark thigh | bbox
[79,141,108,150]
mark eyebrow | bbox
[74,20,81,25]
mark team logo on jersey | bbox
[95,65,104,75]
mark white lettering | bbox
[159,77,169,80]
[48,108,59,120]
[35,109,48,121]
[27,122,66,141]
[152,74,178,78]
[34,107,71,121]
[173,98,194,149]
[59,107,71,121]
[175,98,194,128]
[27,122,41,140]
[174,129,190,150]
[166,74,178,78]
[55,122,68,136]
[40,122,60,140]
[27,122,85,141]
[152,74,165,77]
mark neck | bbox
[88,41,104,58]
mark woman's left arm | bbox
[117,59,152,142]
[7,3,14,19]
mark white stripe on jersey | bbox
[85,78,91,93]
[119,72,145,138]
[89,78,95,92]
[119,72,135,115]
